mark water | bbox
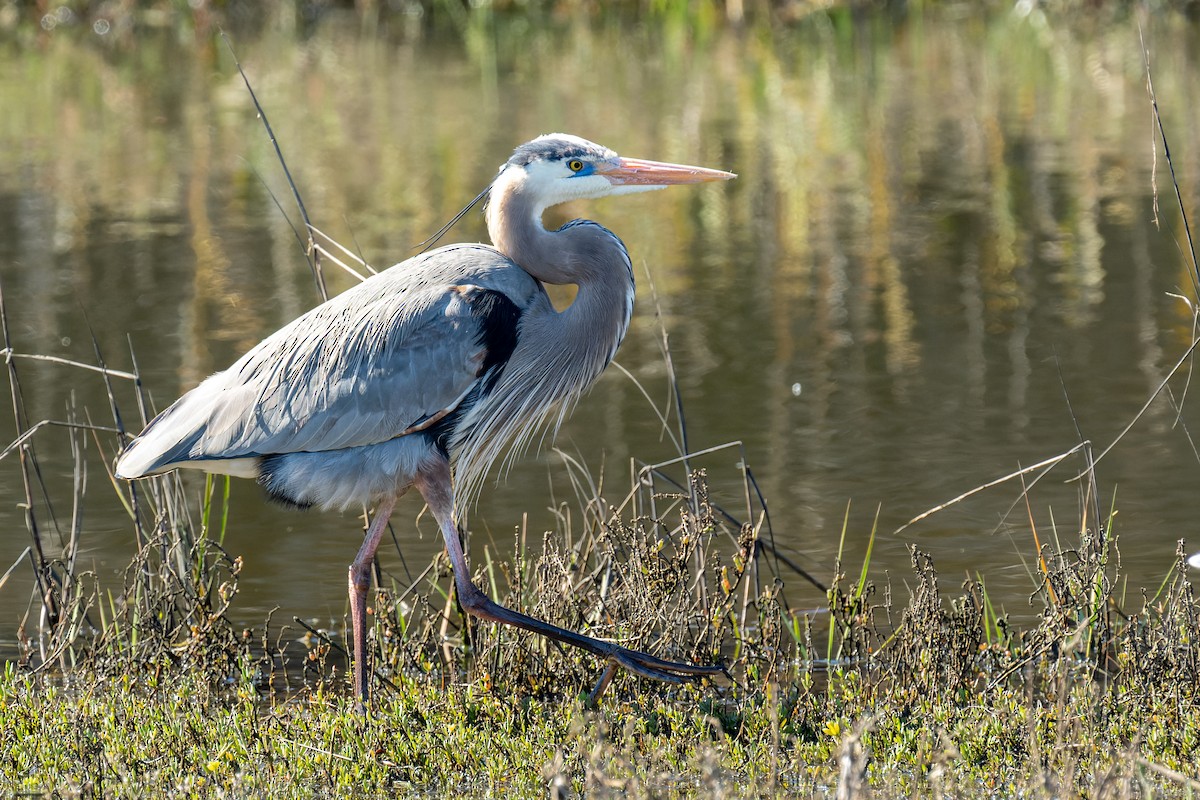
[1,8,1198,645]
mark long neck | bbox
[486,173,578,283]
[452,181,635,507]
[521,219,634,385]
[485,175,634,371]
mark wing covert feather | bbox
[117,246,540,476]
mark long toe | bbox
[587,646,724,705]
[611,651,689,683]
[618,647,724,677]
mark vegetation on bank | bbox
[2,642,1198,797]
[2,504,1199,797]
[3,419,1200,796]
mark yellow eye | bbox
[568,159,584,172]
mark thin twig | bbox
[414,186,490,253]
[0,546,31,594]
[221,32,327,302]
[278,738,355,763]
[311,241,371,284]
[1052,351,1103,543]
[641,262,691,472]
[0,420,123,463]
[1136,757,1200,791]
[0,349,137,381]
[623,447,825,592]
[1139,24,1199,295]
[609,361,683,455]
[897,444,1088,534]
[1018,465,1058,608]
[0,276,59,635]
[291,616,401,697]
[310,224,375,276]
[1070,335,1200,482]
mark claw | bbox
[615,647,724,677]
[612,650,687,684]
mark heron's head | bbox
[495,133,735,211]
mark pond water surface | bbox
[1,8,1199,649]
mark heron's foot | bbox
[457,582,723,703]
[584,639,725,706]
[594,639,724,682]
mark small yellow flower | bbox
[822,720,841,738]
[206,760,221,774]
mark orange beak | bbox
[598,157,736,186]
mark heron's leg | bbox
[413,458,722,700]
[348,495,397,707]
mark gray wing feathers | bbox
[117,246,536,477]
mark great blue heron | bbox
[115,133,735,704]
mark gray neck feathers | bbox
[453,178,635,508]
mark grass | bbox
[2,537,1198,797]
[3,444,1200,797]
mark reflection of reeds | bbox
[4,13,1197,451]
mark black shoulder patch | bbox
[467,288,522,392]
[424,287,523,458]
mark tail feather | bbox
[114,420,203,478]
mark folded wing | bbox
[116,246,536,478]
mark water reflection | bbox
[1,9,1199,639]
